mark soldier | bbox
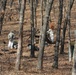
[8,31,18,49]
[46,22,54,43]
[8,31,15,49]
[27,43,39,51]
[47,29,54,43]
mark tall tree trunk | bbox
[33,0,37,34]
[0,0,7,35]
[15,0,26,70]
[60,0,74,54]
[30,0,35,57]
[68,1,71,61]
[39,0,43,45]
[72,30,76,75]
[53,0,63,69]
[37,0,54,69]
[68,18,71,62]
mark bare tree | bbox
[72,30,76,75]
[39,0,43,45]
[52,0,63,69]
[60,0,74,54]
[37,0,54,69]
[68,0,72,62]
[33,0,37,32]
[30,0,35,57]
[15,0,26,70]
[0,0,7,35]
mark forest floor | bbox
[0,0,76,75]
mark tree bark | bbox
[39,0,43,45]
[72,30,76,75]
[15,0,26,70]
[60,0,74,54]
[30,0,35,57]
[0,0,7,35]
[37,0,54,69]
[33,0,37,33]
[53,0,63,69]
[68,5,71,62]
